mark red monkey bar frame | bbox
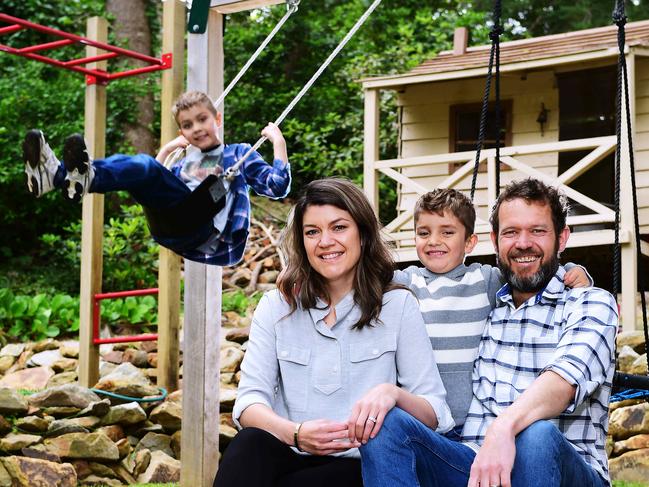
[93,288,160,345]
[0,13,171,84]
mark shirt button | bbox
[280,351,288,358]
[372,349,379,355]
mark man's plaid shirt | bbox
[462,266,617,482]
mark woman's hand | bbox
[296,419,360,456]
[347,383,399,444]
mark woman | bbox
[214,178,453,486]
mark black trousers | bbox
[213,427,364,487]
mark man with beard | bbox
[359,178,617,487]
[461,178,617,487]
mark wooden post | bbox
[180,9,223,487]
[363,88,380,213]
[78,17,107,388]
[620,50,638,331]
[157,0,185,395]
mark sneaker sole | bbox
[63,134,89,174]
[63,180,84,203]
[23,130,44,196]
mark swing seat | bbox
[143,174,228,238]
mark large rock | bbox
[613,433,649,456]
[28,384,100,409]
[93,362,158,398]
[609,402,649,440]
[225,327,251,345]
[220,345,244,373]
[122,349,149,368]
[78,474,122,486]
[0,456,76,487]
[609,447,649,483]
[0,367,54,390]
[220,387,237,411]
[15,415,51,433]
[47,417,100,437]
[0,434,42,452]
[59,341,79,359]
[0,344,25,358]
[51,358,78,373]
[136,450,180,484]
[629,353,648,375]
[0,356,15,375]
[617,330,647,354]
[0,388,29,415]
[47,372,78,388]
[133,432,175,458]
[28,349,63,368]
[44,432,119,461]
[617,345,641,373]
[30,339,60,353]
[0,461,10,487]
[77,399,111,418]
[0,416,11,435]
[149,400,182,431]
[100,402,147,426]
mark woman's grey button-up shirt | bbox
[232,288,454,456]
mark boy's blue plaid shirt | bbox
[171,143,290,266]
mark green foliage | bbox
[39,198,159,292]
[222,289,263,316]
[613,482,648,487]
[0,287,158,342]
[0,287,79,342]
[100,295,157,329]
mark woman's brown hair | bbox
[277,178,400,330]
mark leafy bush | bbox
[222,289,263,316]
[0,287,158,342]
[0,288,79,342]
[39,198,159,292]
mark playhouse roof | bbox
[361,19,649,89]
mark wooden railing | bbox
[366,135,629,262]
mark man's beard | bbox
[498,248,560,294]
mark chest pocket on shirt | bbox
[349,333,398,385]
[277,341,311,412]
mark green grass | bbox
[613,481,648,487]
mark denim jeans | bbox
[360,408,607,487]
[54,153,213,251]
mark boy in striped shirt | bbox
[393,188,589,436]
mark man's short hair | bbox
[490,178,569,236]
[414,188,476,238]
[171,91,217,124]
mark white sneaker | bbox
[62,133,95,202]
[23,129,60,197]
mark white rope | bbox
[213,0,300,109]
[225,0,383,180]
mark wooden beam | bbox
[181,9,223,487]
[363,88,380,213]
[78,17,107,388]
[211,0,284,13]
[156,0,185,396]
[620,51,638,332]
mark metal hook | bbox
[287,0,300,13]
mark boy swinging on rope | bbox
[23,91,291,266]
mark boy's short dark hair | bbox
[490,178,569,237]
[171,91,217,124]
[414,188,476,238]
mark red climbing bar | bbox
[0,13,171,84]
[93,288,159,345]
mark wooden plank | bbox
[181,9,222,487]
[211,0,284,13]
[401,103,449,124]
[401,121,447,141]
[636,96,649,114]
[557,141,617,185]
[156,0,185,397]
[363,89,380,212]
[620,51,638,332]
[78,17,107,389]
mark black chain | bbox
[471,0,502,201]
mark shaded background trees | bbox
[1,0,649,292]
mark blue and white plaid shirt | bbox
[170,143,291,266]
[462,266,617,482]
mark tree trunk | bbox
[106,0,156,155]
